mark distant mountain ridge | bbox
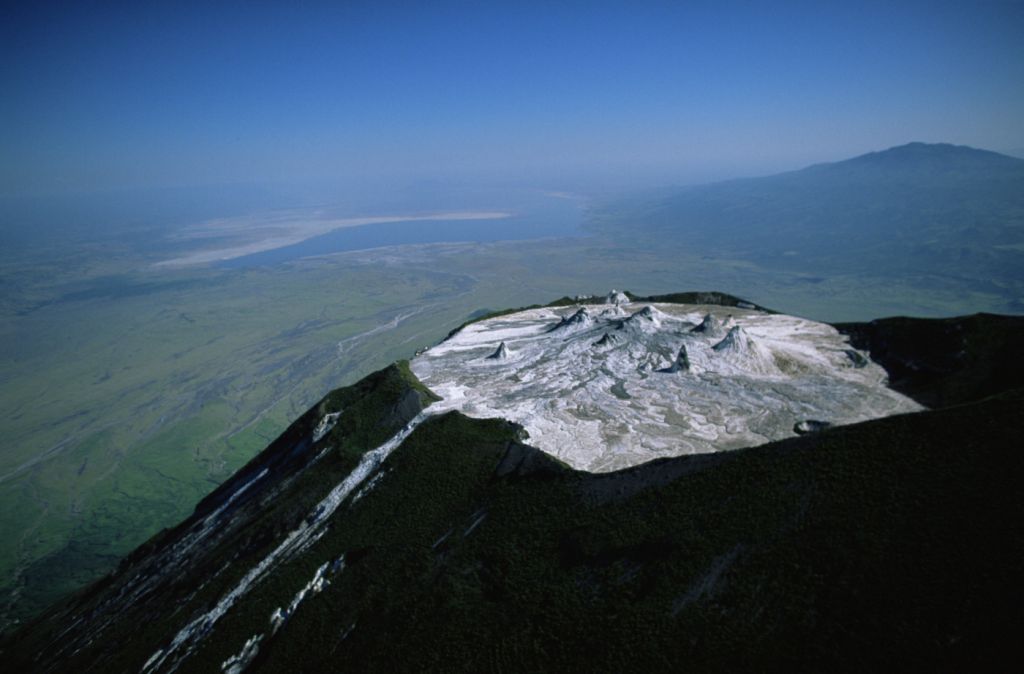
[806,141,1023,174]
[590,143,1024,298]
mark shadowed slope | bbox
[3,305,1022,672]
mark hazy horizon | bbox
[3,2,1023,199]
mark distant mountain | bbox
[810,141,1022,174]
[590,143,1024,289]
[3,292,1023,672]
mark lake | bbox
[220,194,584,268]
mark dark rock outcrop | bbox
[793,419,833,434]
[712,326,751,353]
[836,313,1024,407]
[659,345,691,373]
[485,342,510,360]
[547,307,591,332]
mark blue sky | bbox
[2,1,1023,196]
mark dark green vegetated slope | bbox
[190,393,1023,673]
[3,309,1023,672]
[838,313,1024,407]
[0,361,438,673]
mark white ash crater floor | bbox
[411,299,923,472]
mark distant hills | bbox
[591,143,1024,292]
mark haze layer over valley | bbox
[412,295,921,471]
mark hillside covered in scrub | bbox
[3,293,1023,673]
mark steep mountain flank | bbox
[837,313,1024,407]
[3,299,1023,673]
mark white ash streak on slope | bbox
[56,467,273,657]
[142,411,434,674]
[269,556,344,637]
[221,556,346,673]
[219,634,263,674]
[176,469,269,555]
[312,412,341,443]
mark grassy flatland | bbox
[1,233,1020,630]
